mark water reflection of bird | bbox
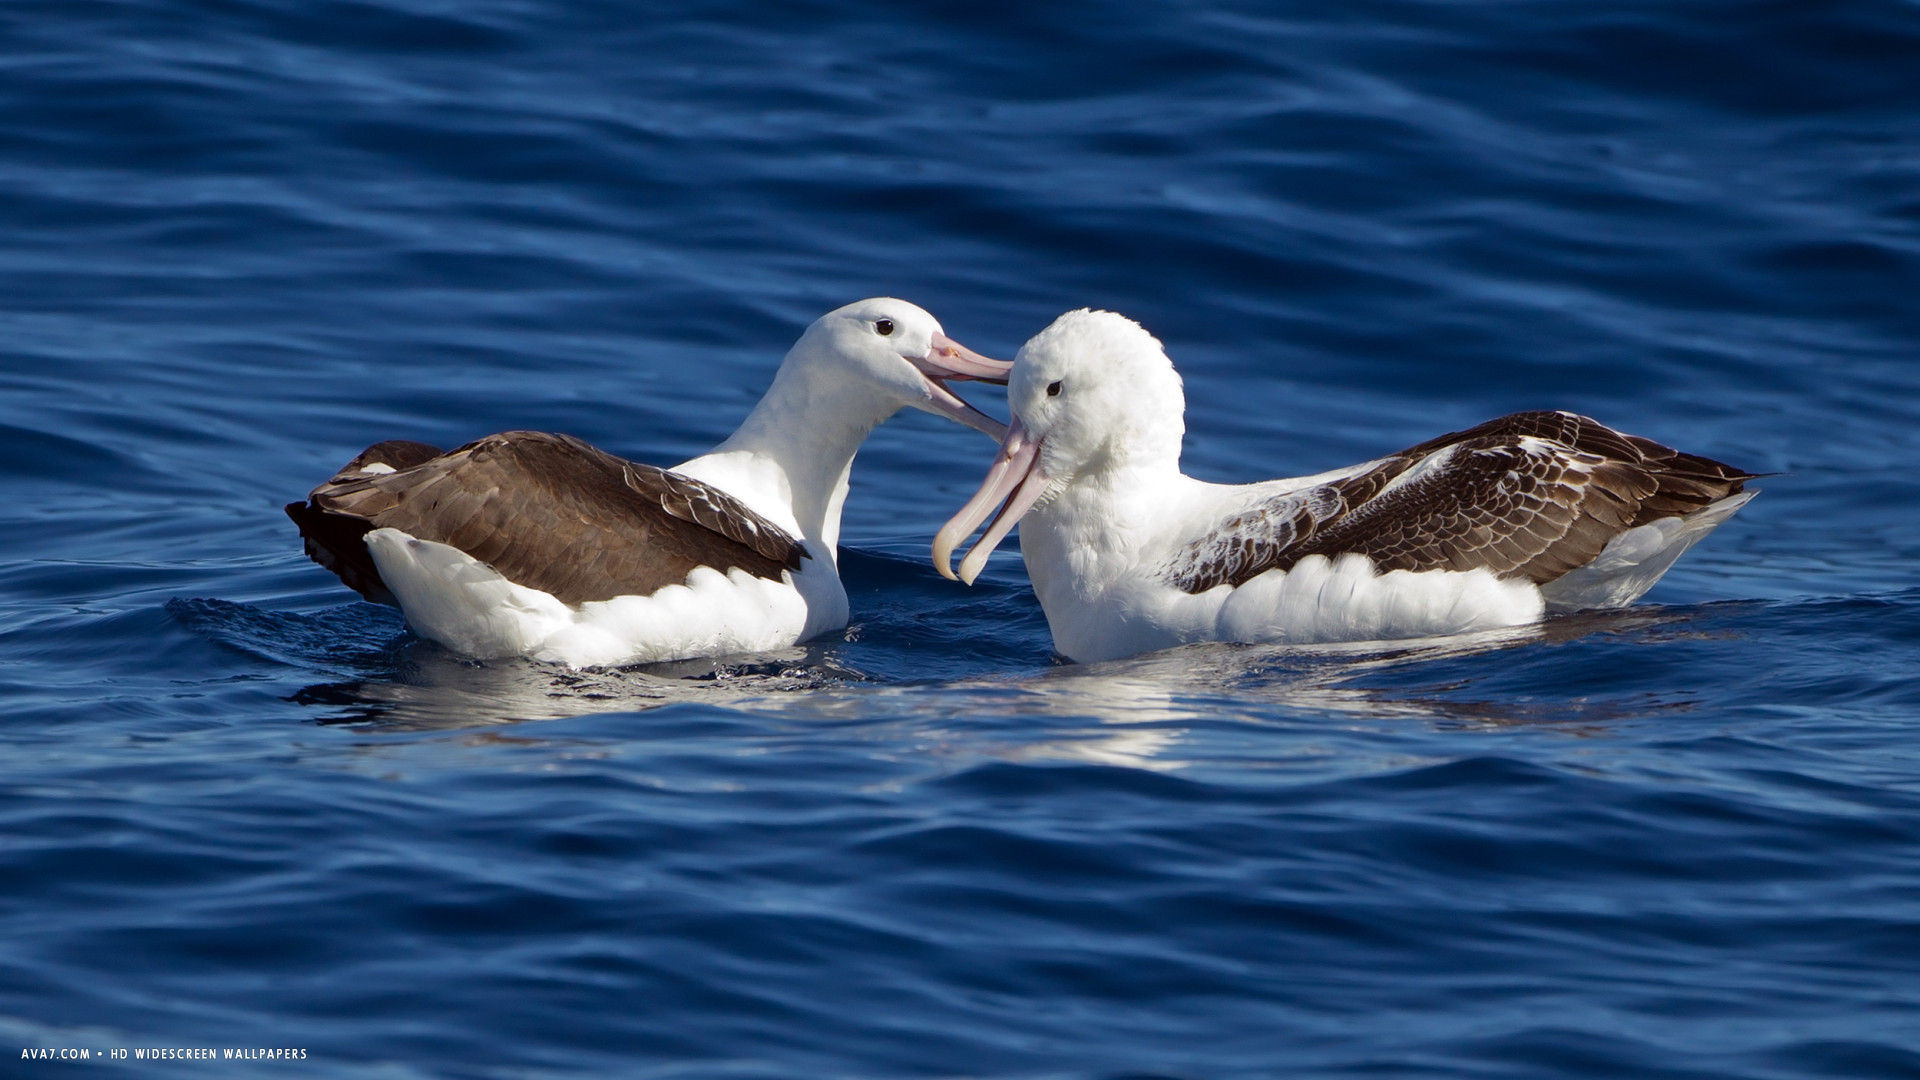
[294,605,1706,770]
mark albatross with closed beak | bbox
[290,298,1009,667]
[933,309,1755,663]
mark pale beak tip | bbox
[957,548,990,587]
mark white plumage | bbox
[934,309,1755,664]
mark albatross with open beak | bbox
[290,297,1010,667]
[934,309,1754,663]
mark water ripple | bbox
[3,0,1918,1076]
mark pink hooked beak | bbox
[931,415,1052,584]
[909,332,1012,440]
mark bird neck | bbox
[1020,457,1195,604]
[681,358,902,558]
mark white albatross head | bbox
[932,308,1186,584]
[789,298,1012,439]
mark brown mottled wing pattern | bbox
[286,431,807,606]
[1165,411,1753,594]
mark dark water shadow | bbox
[896,605,1737,765]
[293,643,876,730]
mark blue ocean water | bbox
[3,0,1919,1075]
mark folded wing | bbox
[1166,411,1753,594]
[286,431,807,606]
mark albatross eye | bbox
[875,318,895,336]
[1046,380,1063,397]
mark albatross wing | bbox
[1164,410,1755,599]
[286,431,808,608]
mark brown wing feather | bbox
[287,431,807,607]
[284,440,448,605]
[1167,411,1753,594]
